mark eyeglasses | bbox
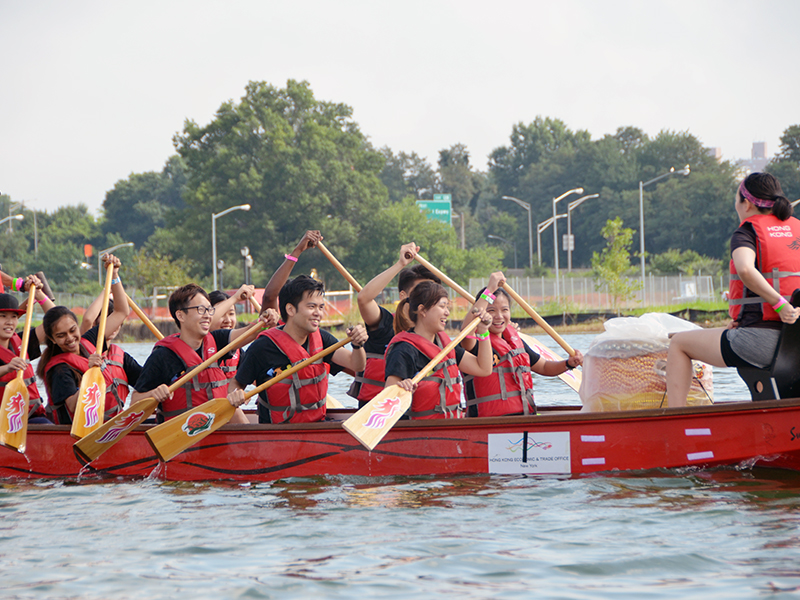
[179,305,216,317]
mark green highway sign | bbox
[416,198,452,225]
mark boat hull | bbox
[4,400,800,481]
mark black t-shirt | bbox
[730,222,780,329]
[383,329,466,382]
[133,329,232,394]
[47,326,142,414]
[464,334,541,417]
[235,327,344,423]
[363,306,395,357]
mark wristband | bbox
[36,298,46,306]
[565,359,575,370]
[476,331,490,340]
[284,254,298,263]
[485,291,496,301]
[111,277,121,286]
[465,335,478,340]
[479,293,494,305]
[773,297,790,313]
[12,277,23,292]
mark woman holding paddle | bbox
[383,281,493,419]
[0,277,55,423]
[460,274,583,417]
[667,173,800,407]
[36,254,131,424]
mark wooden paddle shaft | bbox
[412,254,471,301]
[317,242,363,292]
[125,293,164,340]
[410,317,481,386]
[95,262,115,351]
[243,337,352,401]
[500,282,575,357]
[249,296,261,313]
[17,286,37,370]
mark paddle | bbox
[0,285,37,452]
[411,253,580,391]
[73,319,265,463]
[317,242,363,292]
[145,336,352,462]
[342,317,482,451]
[70,262,114,439]
[126,293,164,341]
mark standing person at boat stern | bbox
[667,173,800,407]
[461,272,583,417]
[230,275,368,423]
[130,283,273,423]
[383,281,493,419]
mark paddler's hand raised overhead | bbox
[293,230,323,255]
[399,242,420,265]
[233,284,255,303]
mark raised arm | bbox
[101,254,131,342]
[358,242,418,328]
[461,271,505,352]
[209,285,254,330]
[455,311,494,377]
[262,230,323,311]
[25,274,56,344]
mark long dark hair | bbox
[741,172,792,221]
[37,306,85,385]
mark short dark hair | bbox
[279,275,325,322]
[208,290,230,306]
[398,264,441,294]
[407,281,449,323]
[168,283,210,328]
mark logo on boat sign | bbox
[4,391,25,434]
[96,410,146,444]
[363,396,402,429]
[182,412,215,436]
[82,382,103,428]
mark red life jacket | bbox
[154,333,228,421]
[348,313,393,404]
[43,339,129,424]
[0,333,44,417]
[729,214,800,321]
[465,326,535,416]
[386,331,462,420]
[258,328,329,424]
[219,347,240,382]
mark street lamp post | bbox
[566,193,600,272]
[502,196,533,269]
[0,213,23,235]
[487,234,517,269]
[212,204,251,290]
[537,215,567,267]
[638,165,690,302]
[553,188,584,297]
[452,212,466,250]
[98,242,134,284]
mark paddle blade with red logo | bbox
[144,397,236,462]
[73,397,159,463]
[342,384,412,451]
[0,374,30,452]
[70,367,106,440]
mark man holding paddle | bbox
[230,275,368,423]
[131,283,275,424]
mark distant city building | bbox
[707,147,723,162]
[738,142,769,174]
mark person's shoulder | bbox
[319,328,340,346]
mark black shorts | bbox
[720,328,762,369]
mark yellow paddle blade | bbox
[73,397,159,463]
[325,394,344,409]
[70,367,106,440]
[518,332,582,393]
[144,398,236,463]
[342,384,412,451]
[0,375,30,453]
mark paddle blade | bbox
[144,398,235,463]
[70,367,106,439]
[325,394,344,409]
[73,397,159,463]
[341,384,412,451]
[0,376,30,453]
[518,332,582,392]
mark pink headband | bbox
[739,179,774,208]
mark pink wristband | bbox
[465,335,478,340]
[284,254,298,263]
[13,278,23,292]
[773,297,790,312]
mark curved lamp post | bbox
[212,204,251,290]
[639,165,690,302]
[488,234,517,269]
[553,187,584,297]
[98,242,134,284]
[502,196,533,269]
[566,193,600,272]
[537,215,567,267]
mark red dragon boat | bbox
[3,399,800,481]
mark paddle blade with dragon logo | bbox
[0,374,30,452]
[70,367,106,440]
[145,398,236,462]
[342,384,412,451]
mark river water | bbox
[5,333,800,599]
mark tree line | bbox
[3,79,800,296]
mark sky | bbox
[1,0,799,215]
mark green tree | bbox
[767,124,800,203]
[378,147,436,202]
[127,249,193,293]
[591,217,640,313]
